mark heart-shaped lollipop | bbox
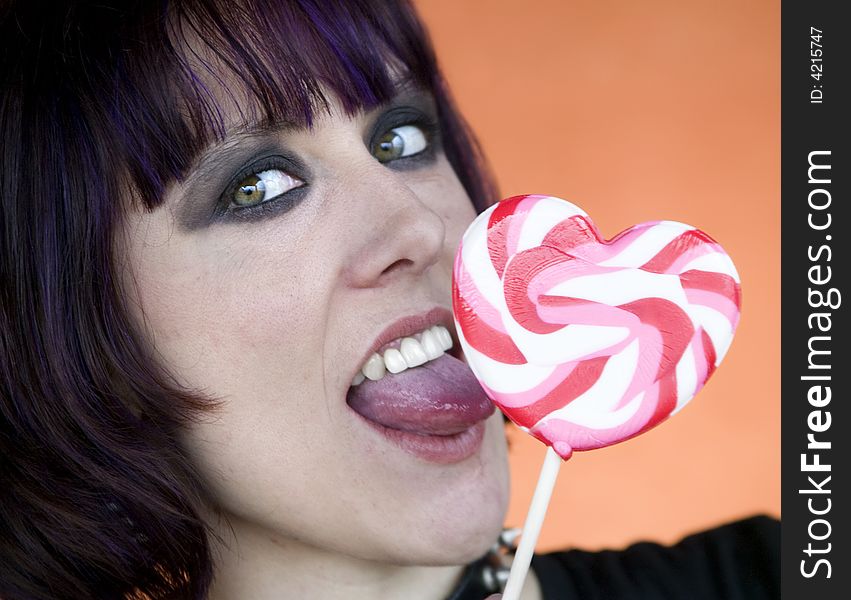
[453,194,741,460]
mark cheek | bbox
[118,216,343,476]
[119,220,347,513]
[124,229,320,384]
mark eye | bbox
[372,125,428,163]
[232,169,304,209]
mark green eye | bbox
[232,169,303,208]
[234,175,265,206]
[372,125,428,163]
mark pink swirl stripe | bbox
[453,195,741,459]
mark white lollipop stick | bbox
[501,446,562,600]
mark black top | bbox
[530,515,780,599]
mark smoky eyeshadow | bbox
[368,90,440,139]
[175,88,441,231]
[366,104,441,171]
[175,139,298,232]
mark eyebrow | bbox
[172,77,433,229]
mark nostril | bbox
[380,258,414,277]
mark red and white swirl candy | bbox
[452,195,741,460]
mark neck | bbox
[205,514,465,600]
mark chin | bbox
[397,416,510,566]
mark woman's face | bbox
[116,82,510,565]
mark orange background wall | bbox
[415,0,780,551]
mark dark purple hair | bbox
[0,1,497,598]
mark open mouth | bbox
[345,310,494,462]
[349,324,456,386]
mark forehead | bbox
[180,54,419,138]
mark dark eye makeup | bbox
[367,106,440,169]
[215,153,310,224]
[211,102,442,224]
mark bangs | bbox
[105,0,436,210]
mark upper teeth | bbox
[352,325,453,386]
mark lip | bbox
[349,306,458,382]
[352,412,488,464]
[345,306,489,463]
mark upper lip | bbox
[351,306,456,380]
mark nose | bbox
[341,159,447,289]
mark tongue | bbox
[346,353,494,435]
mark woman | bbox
[0,1,777,599]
